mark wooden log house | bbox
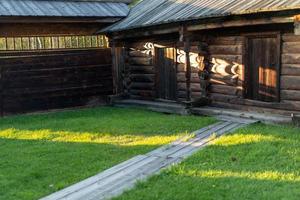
[103,0,300,116]
[0,0,132,116]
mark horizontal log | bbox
[210,93,300,111]
[177,63,199,73]
[177,82,187,91]
[282,42,300,54]
[210,54,242,63]
[130,74,155,83]
[129,82,155,90]
[282,34,300,42]
[209,36,244,45]
[129,94,155,101]
[191,92,202,99]
[211,101,297,116]
[209,73,239,86]
[177,91,187,98]
[129,50,151,57]
[191,83,202,92]
[281,64,300,76]
[208,45,242,55]
[282,54,300,64]
[210,84,242,96]
[130,65,155,74]
[129,57,152,66]
[130,89,155,97]
[281,76,300,90]
[177,72,200,83]
[281,90,300,101]
[177,64,186,72]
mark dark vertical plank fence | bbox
[0,49,113,116]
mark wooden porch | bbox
[113,99,293,124]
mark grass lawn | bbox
[114,123,300,200]
[0,107,215,200]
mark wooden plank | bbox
[210,93,300,111]
[130,65,155,74]
[210,84,242,96]
[281,75,300,90]
[281,90,300,101]
[281,64,300,75]
[41,155,148,200]
[129,57,152,66]
[208,45,243,55]
[0,48,113,116]
[62,156,159,200]
[282,42,300,53]
[158,121,232,158]
[130,74,155,83]
[282,53,300,64]
[171,122,241,158]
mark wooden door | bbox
[155,47,177,100]
[245,35,280,102]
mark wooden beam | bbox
[108,15,294,39]
[188,16,293,32]
[0,23,108,36]
[180,26,192,102]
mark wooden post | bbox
[180,26,191,102]
[110,38,118,95]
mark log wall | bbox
[207,33,300,115]
[126,42,156,100]
[116,30,300,115]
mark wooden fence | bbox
[0,48,113,116]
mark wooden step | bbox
[114,99,189,115]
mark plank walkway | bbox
[41,118,257,200]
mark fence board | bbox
[0,48,112,116]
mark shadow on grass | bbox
[0,107,216,200]
[0,138,160,200]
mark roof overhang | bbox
[0,16,123,24]
[104,11,298,40]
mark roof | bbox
[0,0,130,18]
[105,0,300,32]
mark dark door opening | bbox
[245,34,280,102]
[155,47,177,100]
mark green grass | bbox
[0,106,215,200]
[114,123,300,200]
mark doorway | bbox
[155,47,177,100]
[245,34,280,102]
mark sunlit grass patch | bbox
[0,128,182,146]
[212,134,284,146]
[113,123,300,200]
[173,169,300,182]
[0,107,215,200]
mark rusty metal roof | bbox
[105,0,300,32]
[0,0,130,17]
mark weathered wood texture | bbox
[208,36,244,100]
[155,47,177,100]
[127,43,156,100]
[208,33,300,114]
[281,33,300,103]
[115,31,300,114]
[0,49,112,116]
